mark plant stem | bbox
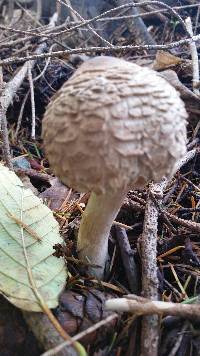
[77,190,126,278]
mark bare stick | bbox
[57,0,113,47]
[0,32,199,67]
[168,322,189,356]
[0,3,198,52]
[48,1,191,40]
[3,14,58,109]
[115,226,139,294]
[15,90,29,138]
[0,66,13,169]
[40,313,118,356]
[105,296,200,319]
[27,58,36,139]
[23,312,78,356]
[0,13,59,169]
[115,0,156,46]
[140,179,167,356]
[0,108,13,169]
[185,17,199,95]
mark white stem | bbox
[77,190,126,278]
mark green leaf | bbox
[0,164,67,311]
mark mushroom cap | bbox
[42,56,187,194]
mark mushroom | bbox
[42,56,187,278]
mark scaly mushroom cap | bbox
[42,56,187,194]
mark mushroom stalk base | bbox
[77,191,126,279]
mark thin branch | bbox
[0,3,198,52]
[1,13,58,135]
[23,312,78,356]
[140,179,167,356]
[0,109,13,169]
[115,226,139,294]
[57,0,113,47]
[27,58,36,139]
[0,65,13,169]
[105,295,200,319]
[185,17,199,95]
[40,313,118,356]
[168,322,189,356]
[15,90,29,138]
[50,1,191,39]
[115,0,156,46]
[0,33,199,67]
[174,148,197,172]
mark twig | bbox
[98,3,200,22]
[194,4,200,35]
[115,226,139,294]
[27,57,36,139]
[33,44,55,82]
[115,0,156,46]
[168,322,189,356]
[14,167,51,183]
[6,0,14,23]
[15,43,55,138]
[50,1,191,39]
[178,174,200,193]
[174,148,197,172]
[23,312,78,356]
[2,13,58,109]
[0,65,13,169]
[57,0,113,47]
[185,17,199,95]
[113,221,133,230]
[0,14,58,166]
[0,32,199,67]
[140,179,167,356]
[35,0,42,24]
[0,109,13,169]
[15,0,43,27]
[15,90,29,138]
[130,194,200,234]
[105,295,200,319]
[0,24,46,38]
[0,3,198,52]
[164,211,200,233]
[0,14,59,169]
[40,313,118,356]
[169,264,188,298]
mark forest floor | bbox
[0,1,200,356]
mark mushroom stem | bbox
[77,190,127,278]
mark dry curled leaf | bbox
[153,51,183,71]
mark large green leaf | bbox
[0,164,67,311]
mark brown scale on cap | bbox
[42,56,187,278]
